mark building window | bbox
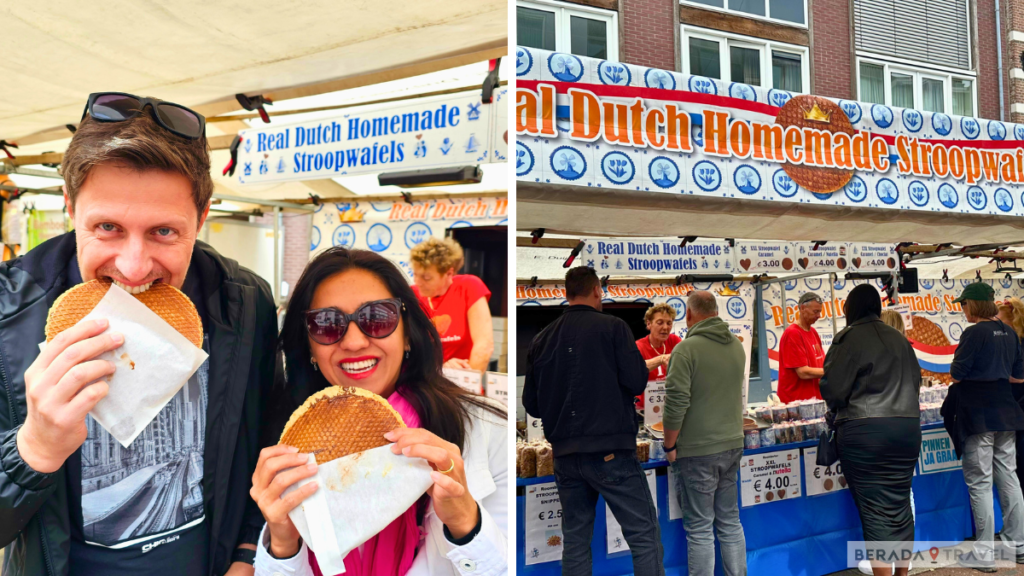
[922,77,945,113]
[517,0,619,61]
[730,46,762,86]
[682,0,806,26]
[953,78,974,117]
[772,51,802,92]
[682,27,809,93]
[856,57,977,118]
[689,37,721,78]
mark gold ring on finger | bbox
[439,458,455,474]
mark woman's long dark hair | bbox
[844,283,883,326]
[278,247,506,451]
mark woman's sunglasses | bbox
[306,298,404,346]
[81,92,206,140]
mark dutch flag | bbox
[909,340,957,374]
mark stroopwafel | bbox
[776,95,856,194]
[45,280,203,348]
[280,386,405,464]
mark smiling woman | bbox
[253,247,508,576]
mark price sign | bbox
[794,242,853,272]
[740,449,801,507]
[442,367,483,395]
[803,447,848,496]
[735,241,797,274]
[525,482,564,565]
[606,469,656,554]
[527,415,545,442]
[891,303,913,331]
[644,380,666,428]
[485,372,508,406]
[851,243,898,272]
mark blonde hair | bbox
[409,237,464,274]
[880,309,905,335]
[998,297,1024,339]
[645,303,676,324]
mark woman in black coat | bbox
[820,284,921,576]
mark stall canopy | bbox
[0,1,507,206]
[516,46,1024,244]
[2,1,505,143]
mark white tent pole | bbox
[830,273,838,338]
[273,206,282,306]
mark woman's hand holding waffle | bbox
[251,444,319,559]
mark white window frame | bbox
[517,0,619,62]
[681,26,810,93]
[855,55,978,117]
[680,0,808,30]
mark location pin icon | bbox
[929,547,939,562]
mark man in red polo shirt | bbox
[778,292,826,403]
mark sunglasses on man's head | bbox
[81,92,206,140]
[306,298,404,346]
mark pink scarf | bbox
[308,388,422,576]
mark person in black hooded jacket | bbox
[820,284,920,576]
[523,266,661,576]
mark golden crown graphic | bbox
[803,102,832,124]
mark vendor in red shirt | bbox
[410,237,494,370]
[635,303,682,408]
[778,291,826,403]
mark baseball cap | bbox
[799,292,823,305]
[952,282,995,303]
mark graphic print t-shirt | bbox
[414,275,491,362]
[64,258,210,574]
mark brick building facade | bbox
[518,0,1018,122]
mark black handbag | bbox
[816,411,839,466]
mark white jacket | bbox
[255,402,508,576]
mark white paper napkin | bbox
[285,446,434,575]
[40,283,209,448]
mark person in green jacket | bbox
[664,290,747,576]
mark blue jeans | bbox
[553,450,664,576]
[671,448,747,576]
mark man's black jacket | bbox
[523,305,648,457]
[0,233,278,576]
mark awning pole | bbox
[273,206,282,305]
[830,273,838,338]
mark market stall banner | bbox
[764,276,1024,386]
[582,237,897,275]
[310,196,507,279]
[517,281,755,328]
[516,46,1024,218]
[236,88,507,185]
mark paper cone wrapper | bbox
[286,446,434,575]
